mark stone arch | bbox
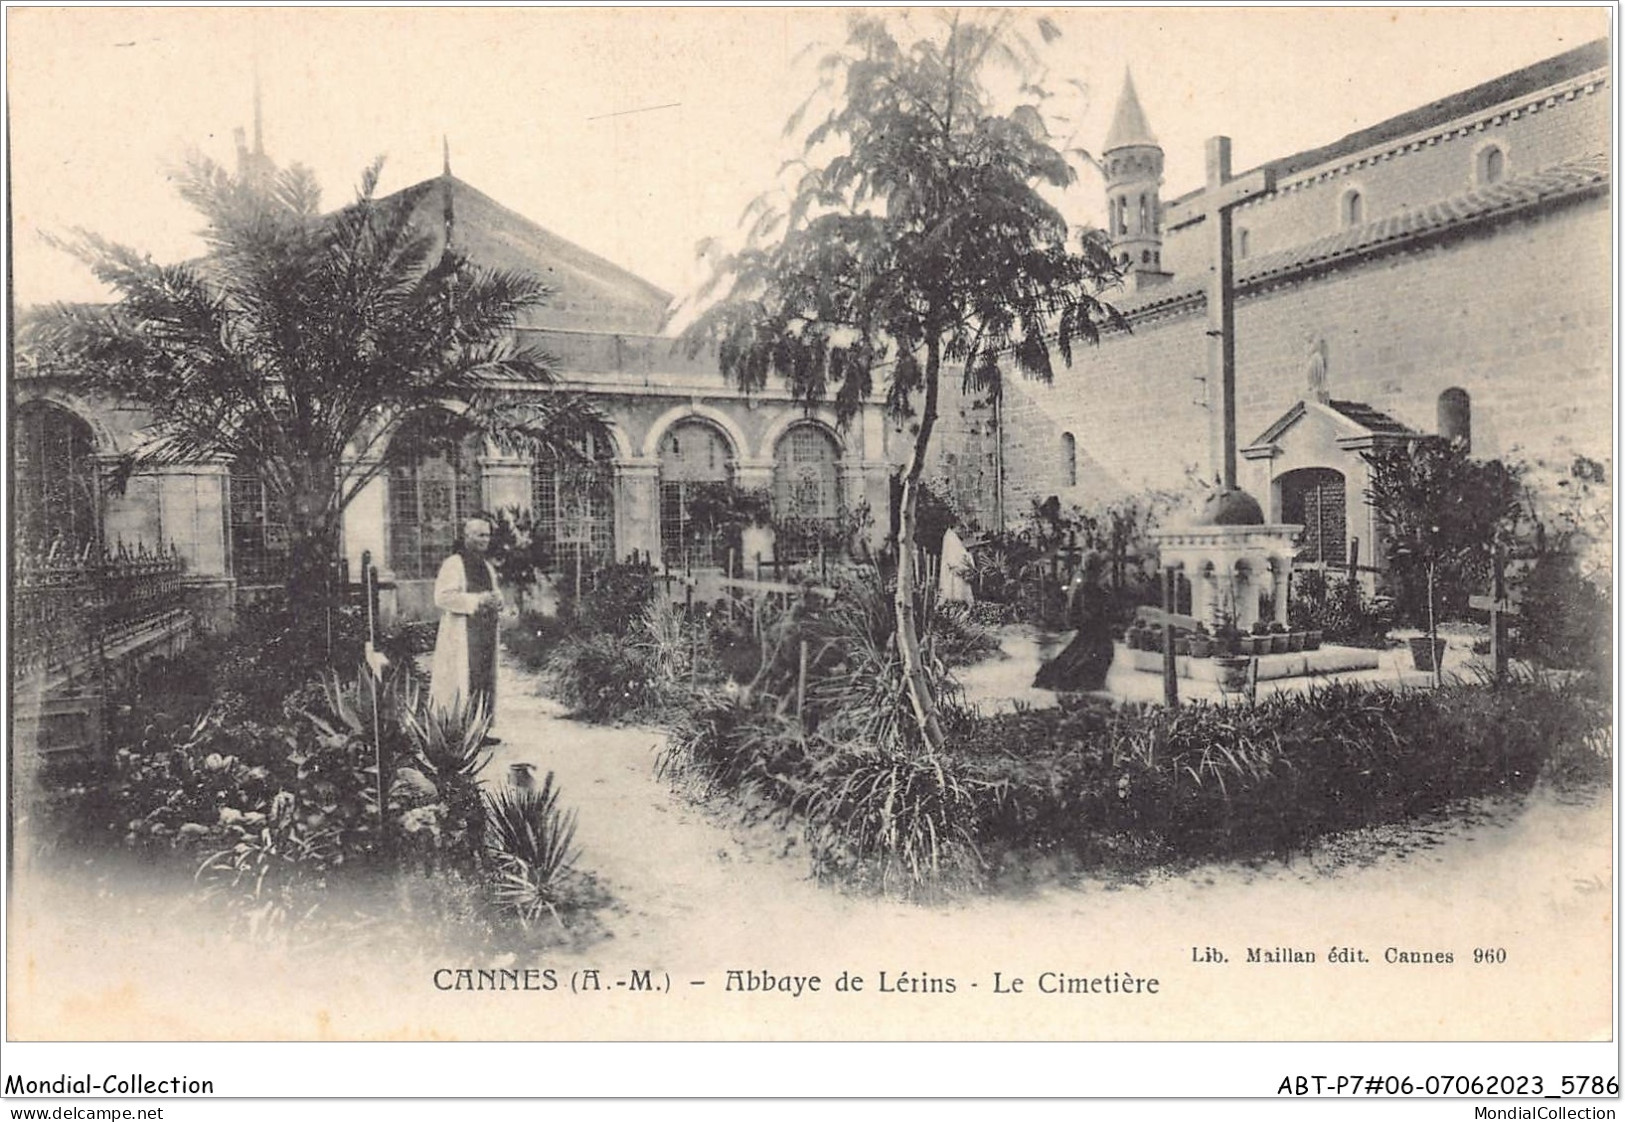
[1474,141,1507,186]
[13,399,103,556]
[12,387,119,454]
[385,408,488,580]
[530,418,618,573]
[1438,387,1471,451]
[642,403,748,463]
[771,420,842,535]
[1278,466,1347,565]
[757,410,845,462]
[655,414,740,567]
[1339,185,1365,228]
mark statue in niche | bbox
[1306,336,1330,404]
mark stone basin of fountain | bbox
[1143,488,1380,681]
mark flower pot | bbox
[1286,631,1305,653]
[1174,635,1191,657]
[1305,630,1323,651]
[1409,636,1448,672]
[1188,636,1212,659]
[1270,633,1289,654]
[1214,655,1252,692]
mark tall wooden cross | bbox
[1169,138,1276,490]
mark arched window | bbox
[1279,467,1347,565]
[1117,195,1129,236]
[658,419,733,567]
[773,424,841,562]
[531,423,616,573]
[388,418,484,580]
[1061,432,1078,488]
[1138,193,1149,234]
[1476,145,1505,186]
[13,402,99,557]
[1341,189,1364,228]
[229,464,290,586]
[1236,228,1251,259]
[1438,387,1472,451]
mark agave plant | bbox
[484,774,580,926]
[398,679,493,860]
[398,678,492,785]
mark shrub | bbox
[540,592,715,723]
[1289,568,1392,648]
[1511,551,1612,674]
[501,611,577,673]
[484,773,580,927]
[795,743,981,893]
[951,675,1606,872]
[561,561,659,634]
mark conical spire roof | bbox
[1104,68,1158,152]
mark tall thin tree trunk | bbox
[1427,560,1440,688]
[894,336,947,755]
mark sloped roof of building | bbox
[1104,68,1158,152]
[377,174,674,335]
[1326,400,1414,435]
[1245,398,1419,454]
[1169,38,1609,208]
[1115,150,1609,320]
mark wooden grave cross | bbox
[1166,137,1276,490]
[1468,550,1519,684]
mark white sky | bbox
[6,6,1612,310]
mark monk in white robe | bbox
[429,517,505,741]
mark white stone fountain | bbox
[1150,489,1300,632]
[1145,488,1380,682]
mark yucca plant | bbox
[484,774,580,927]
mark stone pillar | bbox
[342,468,390,578]
[1271,555,1291,624]
[861,460,893,552]
[615,460,660,563]
[151,463,229,576]
[98,455,163,554]
[1233,560,1257,631]
[735,458,775,494]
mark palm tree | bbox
[29,153,593,610]
[687,13,1122,752]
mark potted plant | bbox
[1211,613,1251,692]
[1364,439,1523,684]
[1268,621,1289,654]
[1188,624,1212,659]
[1244,620,1270,656]
[1286,627,1305,653]
[1304,627,1323,651]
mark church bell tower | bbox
[1103,69,1170,289]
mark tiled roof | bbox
[1113,151,1609,321]
[1327,400,1415,435]
[1169,38,1609,208]
[1238,152,1609,284]
[1245,398,1419,451]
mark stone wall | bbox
[943,190,1610,526]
